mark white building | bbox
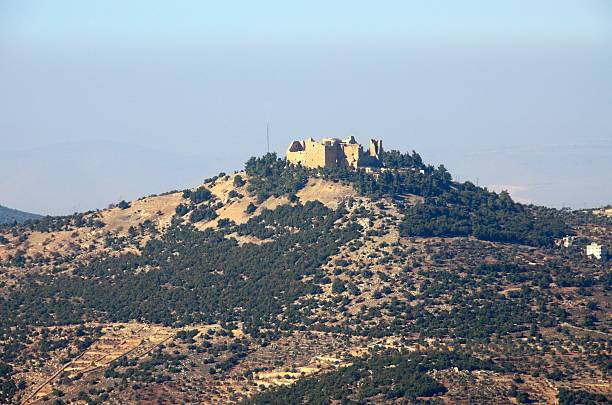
[586,242,606,260]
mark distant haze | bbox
[1,1,611,215]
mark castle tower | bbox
[369,139,383,160]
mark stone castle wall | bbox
[286,136,383,169]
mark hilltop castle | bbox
[286,136,383,169]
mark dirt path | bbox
[561,322,611,339]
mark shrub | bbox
[175,204,189,217]
[190,206,218,223]
[233,175,245,187]
[190,186,213,204]
[246,203,257,214]
[332,279,346,294]
[117,200,130,210]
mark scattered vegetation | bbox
[243,349,497,404]
[0,149,606,404]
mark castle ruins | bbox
[286,136,383,169]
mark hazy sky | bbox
[1,1,611,214]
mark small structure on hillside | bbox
[586,242,606,260]
[593,207,612,218]
[286,136,383,169]
[555,235,575,248]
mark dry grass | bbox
[296,178,357,209]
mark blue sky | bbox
[1,1,611,214]
[3,1,611,46]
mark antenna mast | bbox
[266,123,270,154]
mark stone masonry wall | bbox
[286,136,382,169]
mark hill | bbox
[0,149,609,404]
[0,205,41,224]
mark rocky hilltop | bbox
[0,149,610,404]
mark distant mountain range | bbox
[0,205,41,224]
[0,140,234,215]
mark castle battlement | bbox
[286,136,383,169]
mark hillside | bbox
[0,150,610,404]
[0,205,41,224]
